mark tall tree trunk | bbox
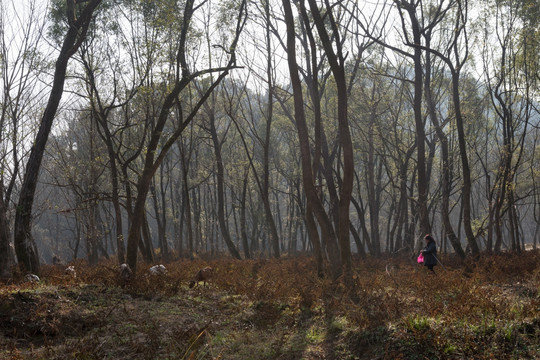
[297,0,339,234]
[106,136,125,264]
[151,180,167,260]
[349,222,365,258]
[402,3,431,237]
[178,139,194,257]
[451,72,480,257]
[209,113,242,260]
[366,101,381,256]
[86,204,99,266]
[294,179,323,275]
[307,0,354,285]
[81,48,128,264]
[306,205,324,277]
[141,212,154,263]
[509,190,520,252]
[423,41,466,259]
[173,173,184,257]
[419,0,480,256]
[240,168,251,259]
[0,182,12,280]
[181,149,194,257]
[14,0,102,274]
[282,0,342,280]
[262,0,280,258]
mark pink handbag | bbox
[417,253,424,264]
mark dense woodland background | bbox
[1,0,539,280]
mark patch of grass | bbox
[329,315,349,332]
[305,325,325,344]
[443,343,458,355]
[405,315,431,332]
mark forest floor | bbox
[1,251,539,359]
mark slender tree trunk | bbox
[141,212,154,263]
[367,103,381,255]
[261,0,280,258]
[351,194,372,254]
[509,190,520,252]
[85,201,98,266]
[306,205,324,277]
[486,202,493,251]
[178,140,194,257]
[297,0,339,235]
[307,0,354,284]
[209,113,242,260]
[420,0,480,257]
[288,192,298,255]
[0,182,12,280]
[73,219,81,260]
[349,222,365,257]
[240,168,251,259]
[405,4,431,237]
[282,0,342,280]
[107,139,125,264]
[424,43,465,259]
[533,223,539,250]
[174,174,184,257]
[81,50,128,265]
[452,73,480,257]
[151,180,166,260]
[14,0,102,275]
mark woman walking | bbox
[421,234,437,273]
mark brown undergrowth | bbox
[1,251,539,359]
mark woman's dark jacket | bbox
[422,240,437,267]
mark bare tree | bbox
[422,5,466,259]
[304,0,355,284]
[482,0,534,253]
[13,0,102,274]
[0,0,49,279]
[281,0,346,280]
[126,0,247,272]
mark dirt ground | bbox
[1,253,539,359]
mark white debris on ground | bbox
[65,265,76,278]
[148,264,167,275]
[25,274,40,283]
